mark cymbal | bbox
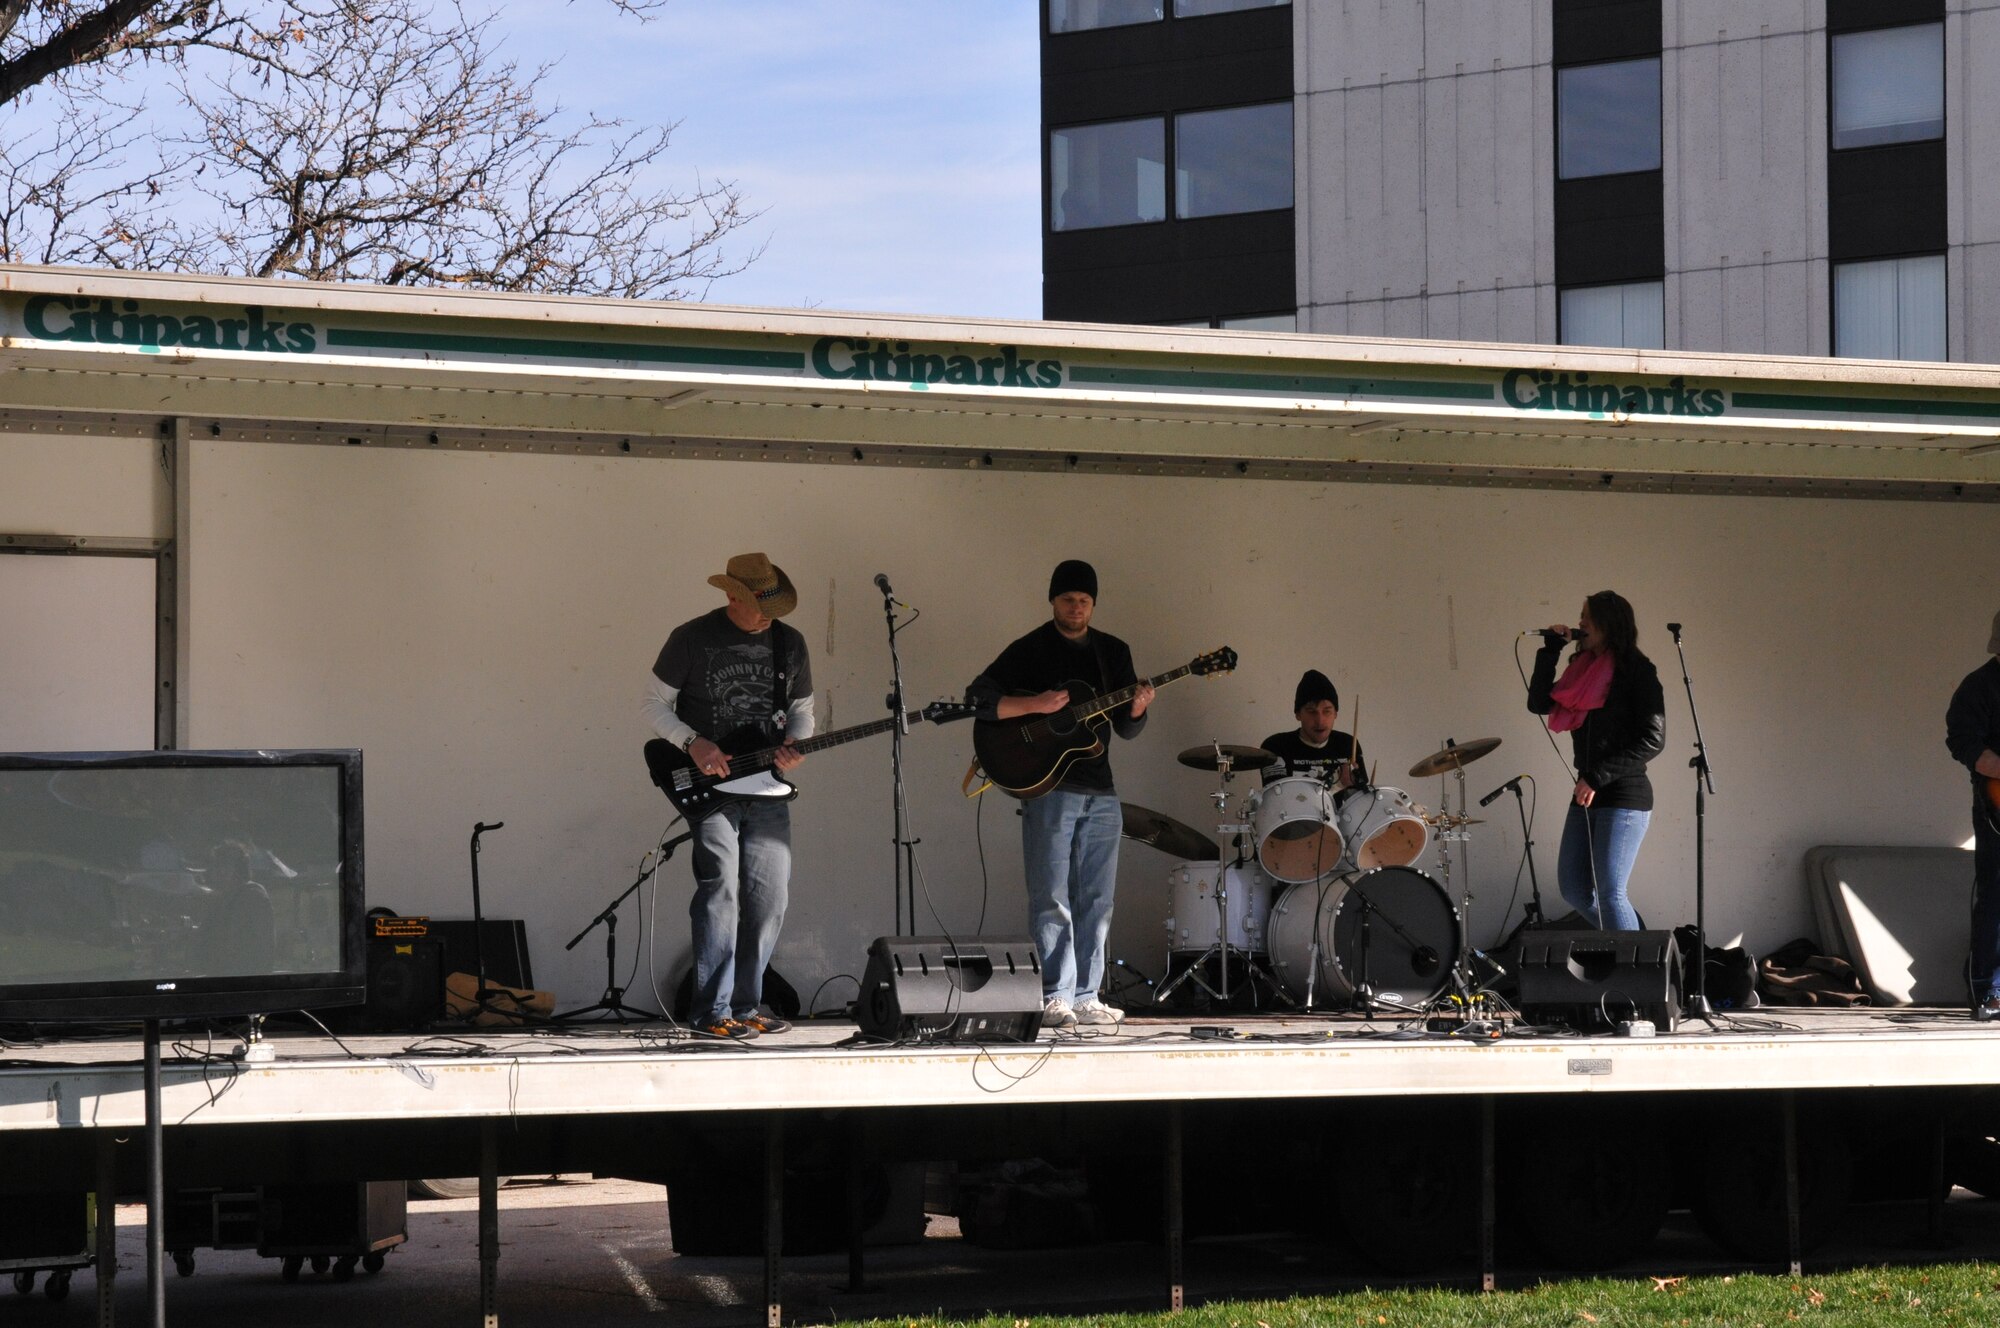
[1407,737,1502,779]
[1119,803,1220,862]
[1177,744,1278,773]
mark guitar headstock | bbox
[1191,646,1238,677]
[921,700,981,725]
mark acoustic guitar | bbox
[646,700,975,821]
[972,647,1237,799]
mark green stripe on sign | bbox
[1735,390,2000,422]
[1069,364,1496,402]
[326,327,806,371]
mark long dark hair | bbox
[1585,589,1642,663]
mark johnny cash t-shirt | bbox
[653,608,813,745]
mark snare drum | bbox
[1164,859,1275,954]
[1265,866,1461,1007]
[1251,775,1344,884]
[1336,785,1432,869]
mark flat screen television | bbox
[0,749,366,1022]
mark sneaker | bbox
[1073,998,1125,1026]
[700,1017,758,1039]
[1041,997,1077,1030]
[1975,997,2000,1023]
[741,1013,792,1035]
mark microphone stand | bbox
[466,821,508,1022]
[1504,780,1545,927]
[881,583,919,935]
[557,828,694,1022]
[1668,623,1719,1020]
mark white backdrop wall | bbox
[1,430,1990,1008]
[142,440,1991,1010]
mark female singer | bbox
[1526,590,1666,930]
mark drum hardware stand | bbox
[557,827,693,1022]
[1155,748,1290,1007]
[1668,622,1720,1021]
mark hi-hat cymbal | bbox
[1423,812,1486,828]
[1119,803,1220,862]
[1407,737,1502,779]
[1176,744,1278,773]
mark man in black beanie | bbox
[966,559,1154,1029]
[1259,669,1366,789]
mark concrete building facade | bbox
[1043,0,1992,362]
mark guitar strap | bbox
[769,623,794,738]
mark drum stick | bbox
[1347,695,1360,784]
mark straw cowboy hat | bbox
[709,552,798,618]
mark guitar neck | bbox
[728,712,922,774]
[1069,664,1191,723]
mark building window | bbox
[1831,23,1943,151]
[1174,0,1288,16]
[1048,0,1162,33]
[1174,102,1293,219]
[1834,254,1946,361]
[1051,118,1168,231]
[1559,280,1665,349]
[1218,312,1297,331]
[1556,57,1662,179]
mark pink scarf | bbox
[1546,649,1614,733]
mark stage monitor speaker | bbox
[324,938,444,1033]
[1515,929,1681,1033]
[856,935,1044,1043]
[426,919,533,991]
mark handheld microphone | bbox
[1477,775,1525,807]
[873,573,894,598]
[1519,628,1577,644]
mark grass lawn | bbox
[832,1262,2000,1327]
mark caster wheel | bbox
[12,1271,33,1295]
[45,1271,70,1303]
[281,1256,303,1282]
[173,1251,196,1277]
[332,1257,355,1282]
[361,1252,386,1274]
[309,1255,329,1275]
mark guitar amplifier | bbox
[1515,929,1682,1033]
[856,936,1044,1043]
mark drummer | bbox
[1260,670,1367,792]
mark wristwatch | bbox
[681,734,700,755]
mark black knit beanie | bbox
[1048,559,1098,601]
[1294,669,1339,712]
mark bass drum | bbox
[1336,785,1431,869]
[1164,860,1275,954]
[1251,776,1344,884]
[1265,867,1461,1008]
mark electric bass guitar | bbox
[972,647,1238,799]
[1986,775,2000,814]
[645,700,976,821]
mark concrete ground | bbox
[3,1176,1999,1326]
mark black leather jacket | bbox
[1528,642,1668,811]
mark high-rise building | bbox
[1040,0,1975,360]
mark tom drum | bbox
[1251,776,1344,884]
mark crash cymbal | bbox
[1119,803,1220,862]
[1177,743,1278,773]
[1407,737,1502,779]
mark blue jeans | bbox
[1021,789,1123,1005]
[688,799,791,1025]
[1971,795,2000,1001]
[1557,803,1651,931]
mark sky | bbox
[508,2,1043,321]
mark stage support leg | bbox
[844,1119,870,1293]
[1165,1102,1184,1312]
[1927,1107,1949,1247]
[144,1020,164,1328]
[95,1131,117,1328]
[1782,1091,1802,1277]
[764,1114,785,1328]
[1479,1095,1497,1293]
[480,1119,500,1328]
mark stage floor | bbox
[3,1005,1996,1132]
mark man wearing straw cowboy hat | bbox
[1948,607,2000,1020]
[643,553,815,1039]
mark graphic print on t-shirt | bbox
[699,641,781,739]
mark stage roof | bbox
[4,265,1999,500]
